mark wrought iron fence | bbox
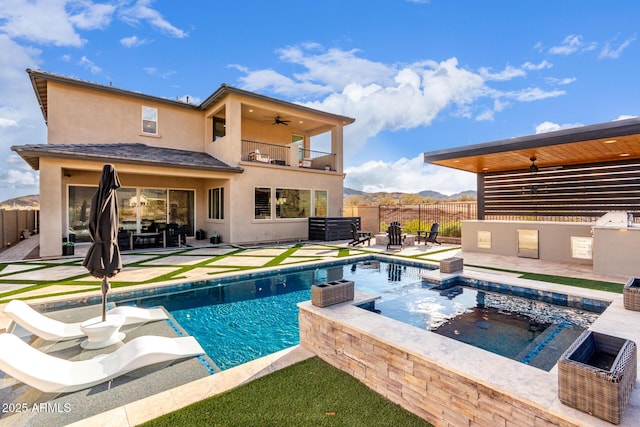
[379,203,477,237]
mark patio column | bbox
[331,125,343,173]
[39,159,64,257]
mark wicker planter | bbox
[623,277,640,311]
[558,330,637,424]
[440,257,463,273]
[311,280,354,307]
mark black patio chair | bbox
[386,224,403,251]
[425,223,441,246]
[349,223,371,246]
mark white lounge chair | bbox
[0,333,204,393]
[4,299,168,341]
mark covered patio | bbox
[423,117,640,277]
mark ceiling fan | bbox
[272,116,290,126]
[529,156,563,172]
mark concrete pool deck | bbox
[0,236,636,426]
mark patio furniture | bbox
[349,223,371,246]
[558,330,637,424]
[386,224,403,251]
[623,277,640,311]
[79,314,126,349]
[248,150,270,163]
[417,223,441,246]
[311,280,355,307]
[4,299,168,342]
[0,333,205,393]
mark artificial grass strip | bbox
[142,357,430,427]
[337,247,350,257]
[519,272,623,293]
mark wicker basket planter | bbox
[558,330,637,424]
[311,280,354,307]
[440,257,463,273]
[623,277,640,311]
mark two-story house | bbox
[12,69,355,257]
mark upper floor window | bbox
[142,106,158,135]
[213,117,226,141]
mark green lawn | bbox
[142,357,431,427]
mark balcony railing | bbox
[241,140,336,171]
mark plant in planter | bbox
[196,229,206,240]
[209,231,221,244]
[62,241,75,256]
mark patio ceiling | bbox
[423,117,640,173]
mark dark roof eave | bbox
[423,117,640,162]
[10,146,244,174]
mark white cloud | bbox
[0,118,18,127]
[236,45,566,157]
[119,0,187,38]
[522,60,552,71]
[0,1,184,48]
[535,121,583,134]
[121,35,149,47]
[68,2,115,30]
[0,0,85,46]
[508,87,565,102]
[614,115,638,121]
[549,35,584,55]
[475,110,494,121]
[344,154,476,195]
[545,76,576,86]
[479,65,526,81]
[599,35,636,59]
[79,56,101,74]
[0,168,39,188]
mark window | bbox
[142,106,158,134]
[213,117,226,141]
[208,187,224,219]
[255,187,271,219]
[276,188,311,219]
[314,190,328,217]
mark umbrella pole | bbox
[101,277,109,322]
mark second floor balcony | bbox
[241,139,337,172]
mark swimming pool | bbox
[113,258,604,372]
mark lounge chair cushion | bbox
[4,299,168,342]
[0,333,204,393]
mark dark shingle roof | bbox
[11,143,243,173]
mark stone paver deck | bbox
[0,235,633,426]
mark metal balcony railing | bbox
[242,140,290,165]
[241,140,337,171]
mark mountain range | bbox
[344,187,476,201]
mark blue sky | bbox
[0,1,638,201]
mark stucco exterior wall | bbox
[461,220,594,265]
[228,164,343,244]
[46,82,204,151]
[593,226,640,276]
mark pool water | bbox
[126,260,600,371]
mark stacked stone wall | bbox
[299,306,578,427]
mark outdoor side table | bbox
[80,314,126,349]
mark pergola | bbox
[423,117,640,220]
